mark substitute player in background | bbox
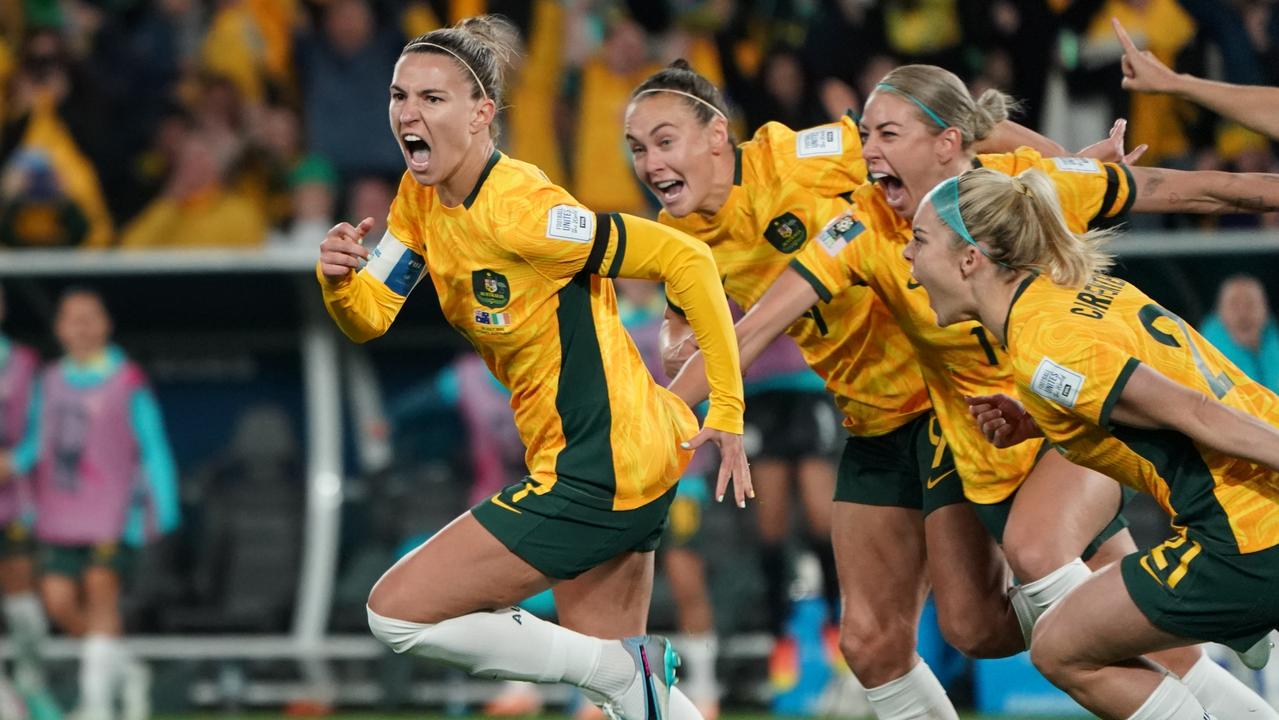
[5,288,179,720]
[0,286,59,720]
[908,166,1279,720]
[317,16,749,720]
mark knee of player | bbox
[1003,538,1075,583]
[1027,614,1078,684]
[936,607,1021,659]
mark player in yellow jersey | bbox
[622,62,1085,719]
[314,17,750,720]
[669,63,1279,719]
[906,166,1279,720]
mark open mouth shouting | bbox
[403,133,431,172]
[652,178,685,206]
[871,171,908,213]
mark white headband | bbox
[635,88,727,121]
[406,41,489,101]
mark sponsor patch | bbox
[545,205,592,242]
[796,126,843,157]
[1030,357,1085,408]
[764,212,807,253]
[1051,157,1102,174]
[472,269,511,309]
[815,212,863,256]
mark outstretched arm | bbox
[668,267,820,407]
[1115,18,1279,141]
[974,120,1068,157]
[1111,362,1279,472]
[1129,165,1279,215]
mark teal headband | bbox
[923,177,1015,270]
[875,83,949,129]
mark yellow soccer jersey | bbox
[974,148,1137,229]
[321,151,746,511]
[1008,275,1279,555]
[788,148,1139,503]
[662,117,931,437]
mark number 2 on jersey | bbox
[1137,304,1234,399]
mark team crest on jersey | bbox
[472,269,511,308]
[816,212,864,256]
[764,213,807,253]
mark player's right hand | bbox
[1113,18,1182,96]
[319,217,375,283]
[967,393,1044,448]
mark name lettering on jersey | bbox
[472,269,511,308]
[546,205,592,243]
[366,231,426,296]
[1031,357,1085,408]
[1052,157,1102,174]
[764,212,807,253]
[796,126,844,157]
[816,212,864,256]
[1070,274,1127,319]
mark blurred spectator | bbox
[295,0,404,182]
[118,111,266,248]
[277,154,338,247]
[0,27,113,247]
[1201,274,1279,394]
[345,174,395,246]
[961,0,1056,129]
[201,0,300,107]
[567,14,663,215]
[503,0,568,187]
[879,0,965,69]
[722,46,831,135]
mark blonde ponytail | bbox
[873,65,1020,146]
[949,168,1115,287]
[403,14,523,138]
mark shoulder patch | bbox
[796,126,843,158]
[815,212,863,256]
[764,212,807,253]
[1030,357,1085,408]
[1051,157,1102,174]
[546,204,593,242]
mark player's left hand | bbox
[967,393,1044,448]
[1076,118,1148,165]
[683,428,753,508]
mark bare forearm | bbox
[973,120,1068,157]
[1182,395,1279,472]
[1175,76,1279,141]
[1130,166,1279,215]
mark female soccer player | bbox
[6,287,178,720]
[315,16,749,720]
[668,63,1279,719]
[625,62,1030,720]
[906,166,1279,720]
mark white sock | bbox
[1182,653,1278,718]
[863,659,960,720]
[367,605,635,694]
[80,634,119,719]
[671,633,719,706]
[1018,558,1090,627]
[669,687,704,720]
[3,592,49,690]
[1128,675,1211,720]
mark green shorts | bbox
[0,520,35,558]
[40,542,135,579]
[472,478,677,580]
[1122,536,1279,653]
[662,477,710,552]
[833,412,966,516]
[971,480,1133,563]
